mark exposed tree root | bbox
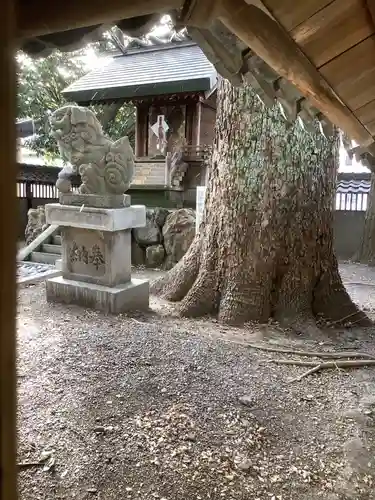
[179,268,218,317]
[220,340,375,360]
[150,237,201,301]
[273,359,375,382]
[272,359,375,369]
[288,365,323,383]
[18,461,45,469]
[313,267,371,327]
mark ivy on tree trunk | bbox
[151,79,369,330]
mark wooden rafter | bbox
[217,0,375,149]
[16,0,183,39]
[366,0,375,28]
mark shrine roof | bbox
[63,41,217,103]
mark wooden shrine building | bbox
[63,41,218,163]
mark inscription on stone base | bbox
[62,227,131,287]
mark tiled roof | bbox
[336,179,371,194]
[63,42,217,103]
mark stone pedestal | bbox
[44,201,149,314]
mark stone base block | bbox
[46,276,149,314]
[45,203,146,231]
[59,193,131,208]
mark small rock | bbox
[93,426,105,433]
[145,244,165,268]
[361,395,375,407]
[87,488,97,494]
[237,459,252,471]
[131,240,145,266]
[238,395,255,407]
[153,207,170,227]
[185,433,196,442]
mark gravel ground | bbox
[17,265,375,500]
[17,262,55,279]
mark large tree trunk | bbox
[152,80,369,330]
[358,173,375,265]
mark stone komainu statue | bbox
[50,105,135,195]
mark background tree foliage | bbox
[16,51,86,160]
[16,48,135,161]
[16,19,187,161]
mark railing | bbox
[17,181,60,200]
[335,192,368,211]
[181,144,212,162]
[16,162,372,212]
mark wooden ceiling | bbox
[261,0,375,150]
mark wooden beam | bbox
[0,0,17,499]
[185,103,197,146]
[16,0,183,39]
[366,0,375,29]
[218,0,375,148]
[135,104,149,157]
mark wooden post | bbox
[0,0,17,499]
[185,103,197,146]
[196,102,202,147]
[135,104,149,158]
[25,181,32,211]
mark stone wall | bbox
[333,210,365,260]
[132,208,196,269]
[25,205,48,244]
[25,206,197,270]
[25,204,366,266]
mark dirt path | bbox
[17,264,375,500]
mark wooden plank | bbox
[366,0,375,29]
[355,99,375,124]
[363,118,375,135]
[219,1,375,147]
[262,0,334,31]
[16,0,182,38]
[291,0,374,67]
[355,99,375,134]
[320,35,375,110]
[0,0,17,499]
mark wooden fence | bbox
[16,163,373,240]
[335,176,371,211]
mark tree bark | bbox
[358,173,375,265]
[151,80,369,330]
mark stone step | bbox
[52,235,62,245]
[42,243,62,255]
[30,251,60,265]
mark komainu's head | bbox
[50,105,106,166]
